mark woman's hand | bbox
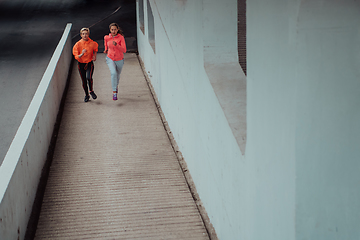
[78,48,87,58]
[112,41,117,46]
[104,49,108,54]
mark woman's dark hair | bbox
[109,23,123,36]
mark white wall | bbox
[137,1,243,239]
[0,23,72,240]
[295,1,360,239]
[247,0,360,239]
[137,0,360,239]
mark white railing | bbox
[0,23,72,240]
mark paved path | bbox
[34,53,209,240]
[0,0,136,164]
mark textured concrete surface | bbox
[34,53,209,239]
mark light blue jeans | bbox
[105,56,124,92]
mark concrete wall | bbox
[247,0,360,239]
[137,1,243,239]
[137,0,360,239]
[0,23,72,240]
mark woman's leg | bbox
[78,63,89,96]
[114,59,124,91]
[106,56,119,92]
[85,62,97,99]
[85,62,94,92]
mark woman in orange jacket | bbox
[73,27,98,102]
[104,23,127,101]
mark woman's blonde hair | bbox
[80,27,90,34]
[109,23,123,36]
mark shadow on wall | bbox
[203,0,246,154]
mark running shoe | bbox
[90,91,97,99]
[113,93,118,101]
[84,95,90,102]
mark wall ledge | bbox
[204,60,246,154]
[0,23,72,240]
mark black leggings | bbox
[78,61,94,96]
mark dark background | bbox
[0,0,137,164]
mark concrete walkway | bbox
[34,53,209,240]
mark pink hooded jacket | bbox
[104,33,126,61]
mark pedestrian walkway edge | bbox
[137,55,218,240]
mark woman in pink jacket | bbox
[104,23,127,100]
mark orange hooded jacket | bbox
[73,38,98,63]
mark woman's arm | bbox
[73,42,86,61]
[104,35,108,53]
[93,42,98,61]
[116,36,127,53]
